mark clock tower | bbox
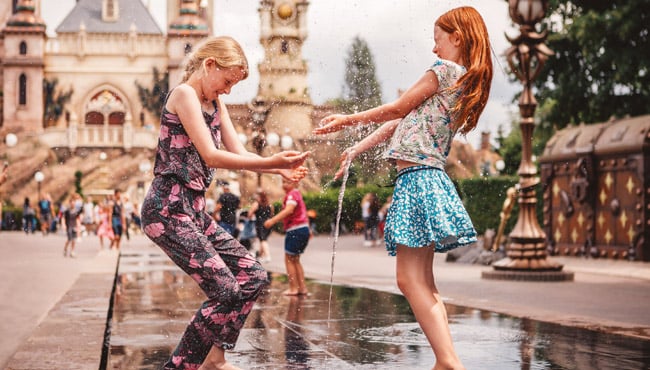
[256,0,313,148]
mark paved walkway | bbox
[1,231,649,369]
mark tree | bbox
[337,36,389,185]
[43,78,73,127]
[74,170,83,197]
[135,67,169,117]
[534,0,650,133]
[342,36,383,114]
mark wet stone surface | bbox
[108,251,650,370]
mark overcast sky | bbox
[41,0,522,147]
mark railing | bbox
[39,124,157,151]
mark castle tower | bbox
[256,0,313,147]
[166,0,211,87]
[167,0,214,35]
[1,0,46,133]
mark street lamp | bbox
[138,160,151,175]
[485,0,571,280]
[137,160,152,204]
[495,159,506,174]
[5,133,18,147]
[34,171,44,196]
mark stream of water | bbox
[327,155,353,324]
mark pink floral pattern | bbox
[385,57,466,169]
[141,97,268,369]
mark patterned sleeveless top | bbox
[384,57,466,170]
[152,97,221,191]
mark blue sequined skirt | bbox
[384,165,477,256]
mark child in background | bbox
[249,190,273,262]
[313,7,493,369]
[62,197,81,257]
[264,179,311,296]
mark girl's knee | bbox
[396,270,425,297]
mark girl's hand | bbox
[279,166,309,182]
[263,220,273,229]
[333,147,357,180]
[270,151,311,169]
[313,114,348,135]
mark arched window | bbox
[281,40,289,54]
[108,111,125,125]
[19,41,27,55]
[19,74,27,105]
[85,112,103,125]
[184,43,192,55]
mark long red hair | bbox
[435,7,493,135]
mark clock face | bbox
[275,2,294,22]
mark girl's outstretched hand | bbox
[279,166,309,182]
[333,148,357,180]
[313,114,348,135]
[270,150,311,169]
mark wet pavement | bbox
[108,246,650,369]
[2,231,650,369]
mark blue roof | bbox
[55,0,162,35]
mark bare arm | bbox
[332,119,400,180]
[313,71,440,135]
[215,99,310,181]
[168,85,309,170]
[264,203,296,229]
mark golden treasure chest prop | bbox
[539,115,650,261]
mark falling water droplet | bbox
[327,152,353,326]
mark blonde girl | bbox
[141,36,309,370]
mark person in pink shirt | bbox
[264,178,311,296]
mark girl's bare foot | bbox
[283,289,300,296]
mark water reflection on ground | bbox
[107,252,650,369]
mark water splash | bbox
[327,152,354,325]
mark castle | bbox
[0,0,496,209]
[0,0,334,205]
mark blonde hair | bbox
[180,36,249,83]
[435,7,493,135]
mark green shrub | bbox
[300,176,544,237]
[455,176,544,235]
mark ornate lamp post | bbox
[137,160,152,205]
[485,0,572,280]
[5,133,18,148]
[34,171,44,196]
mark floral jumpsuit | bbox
[141,100,269,369]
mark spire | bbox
[6,0,46,30]
[168,0,209,36]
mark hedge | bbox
[300,176,544,236]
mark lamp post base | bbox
[482,268,574,282]
[484,238,575,281]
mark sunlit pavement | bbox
[110,238,650,369]
[2,231,650,369]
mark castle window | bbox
[108,111,125,125]
[19,41,27,55]
[281,40,289,54]
[85,111,103,125]
[102,0,119,22]
[19,74,27,105]
[184,43,192,55]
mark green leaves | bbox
[536,0,650,127]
